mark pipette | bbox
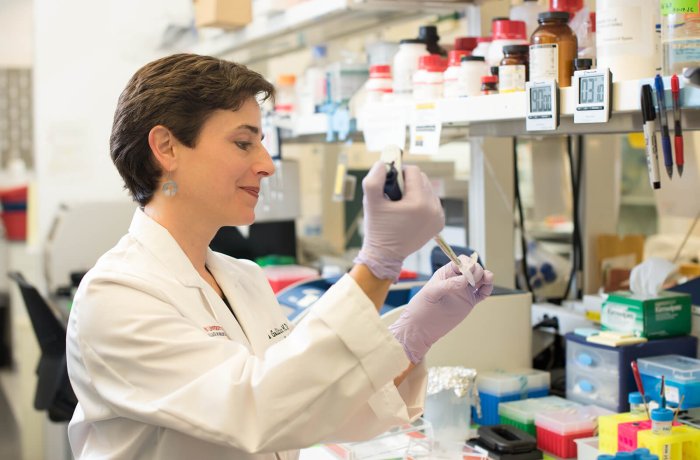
[380,145,478,287]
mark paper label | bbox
[409,103,442,155]
[664,384,680,404]
[661,0,699,15]
[360,102,408,152]
[499,65,526,92]
[529,44,558,82]
[597,6,653,56]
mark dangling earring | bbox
[162,170,178,197]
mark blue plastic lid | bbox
[633,448,650,459]
[597,456,615,460]
[639,456,659,460]
[650,408,674,422]
[616,453,635,460]
[629,392,644,404]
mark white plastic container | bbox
[424,367,477,448]
[393,39,429,95]
[412,55,447,101]
[443,50,470,98]
[365,64,393,103]
[472,37,492,58]
[596,0,659,81]
[487,19,529,67]
[458,55,490,97]
[510,0,548,38]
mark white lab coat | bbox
[66,209,427,459]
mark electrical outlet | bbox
[532,302,597,335]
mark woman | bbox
[66,53,494,459]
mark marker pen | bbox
[641,85,661,190]
[654,75,674,179]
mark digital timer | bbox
[574,68,612,124]
[526,80,559,131]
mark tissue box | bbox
[193,0,252,29]
[601,291,691,339]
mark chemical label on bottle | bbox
[597,6,654,57]
[498,65,526,93]
[666,39,700,74]
[661,0,699,15]
[529,44,558,82]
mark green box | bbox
[601,291,691,339]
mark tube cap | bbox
[477,36,492,43]
[454,37,478,51]
[549,0,583,15]
[628,392,644,405]
[481,75,498,84]
[418,54,448,72]
[650,408,674,422]
[448,49,470,66]
[418,25,440,42]
[369,64,391,76]
[538,11,571,22]
[461,55,486,62]
[574,58,593,71]
[492,19,527,40]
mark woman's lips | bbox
[241,187,259,198]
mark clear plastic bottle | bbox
[393,39,429,96]
[662,3,700,75]
[510,0,548,38]
[628,392,645,415]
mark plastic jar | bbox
[413,55,448,101]
[530,11,577,87]
[458,55,490,97]
[275,74,297,114]
[628,392,645,415]
[393,39,429,95]
[444,50,471,98]
[472,37,492,58]
[499,44,529,93]
[510,0,548,38]
[487,19,528,67]
[365,64,393,103]
[661,1,700,75]
[454,36,478,53]
[481,75,499,95]
[597,0,659,81]
[650,408,674,435]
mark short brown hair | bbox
[110,53,274,206]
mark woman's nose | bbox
[257,145,275,177]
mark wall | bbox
[33,0,193,243]
[0,0,33,67]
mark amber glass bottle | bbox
[529,11,577,87]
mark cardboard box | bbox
[194,0,251,29]
[601,291,692,338]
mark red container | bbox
[0,186,28,204]
[536,425,593,458]
[1,210,27,241]
[617,419,682,451]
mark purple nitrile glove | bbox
[389,254,495,364]
[353,161,445,281]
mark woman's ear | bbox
[148,125,177,172]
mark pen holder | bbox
[637,425,700,460]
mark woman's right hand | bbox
[353,161,445,281]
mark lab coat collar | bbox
[128,208,208,289]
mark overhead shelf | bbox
[277,79,700,142]
[189,0,472,64]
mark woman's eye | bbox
[235,141,252,151]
